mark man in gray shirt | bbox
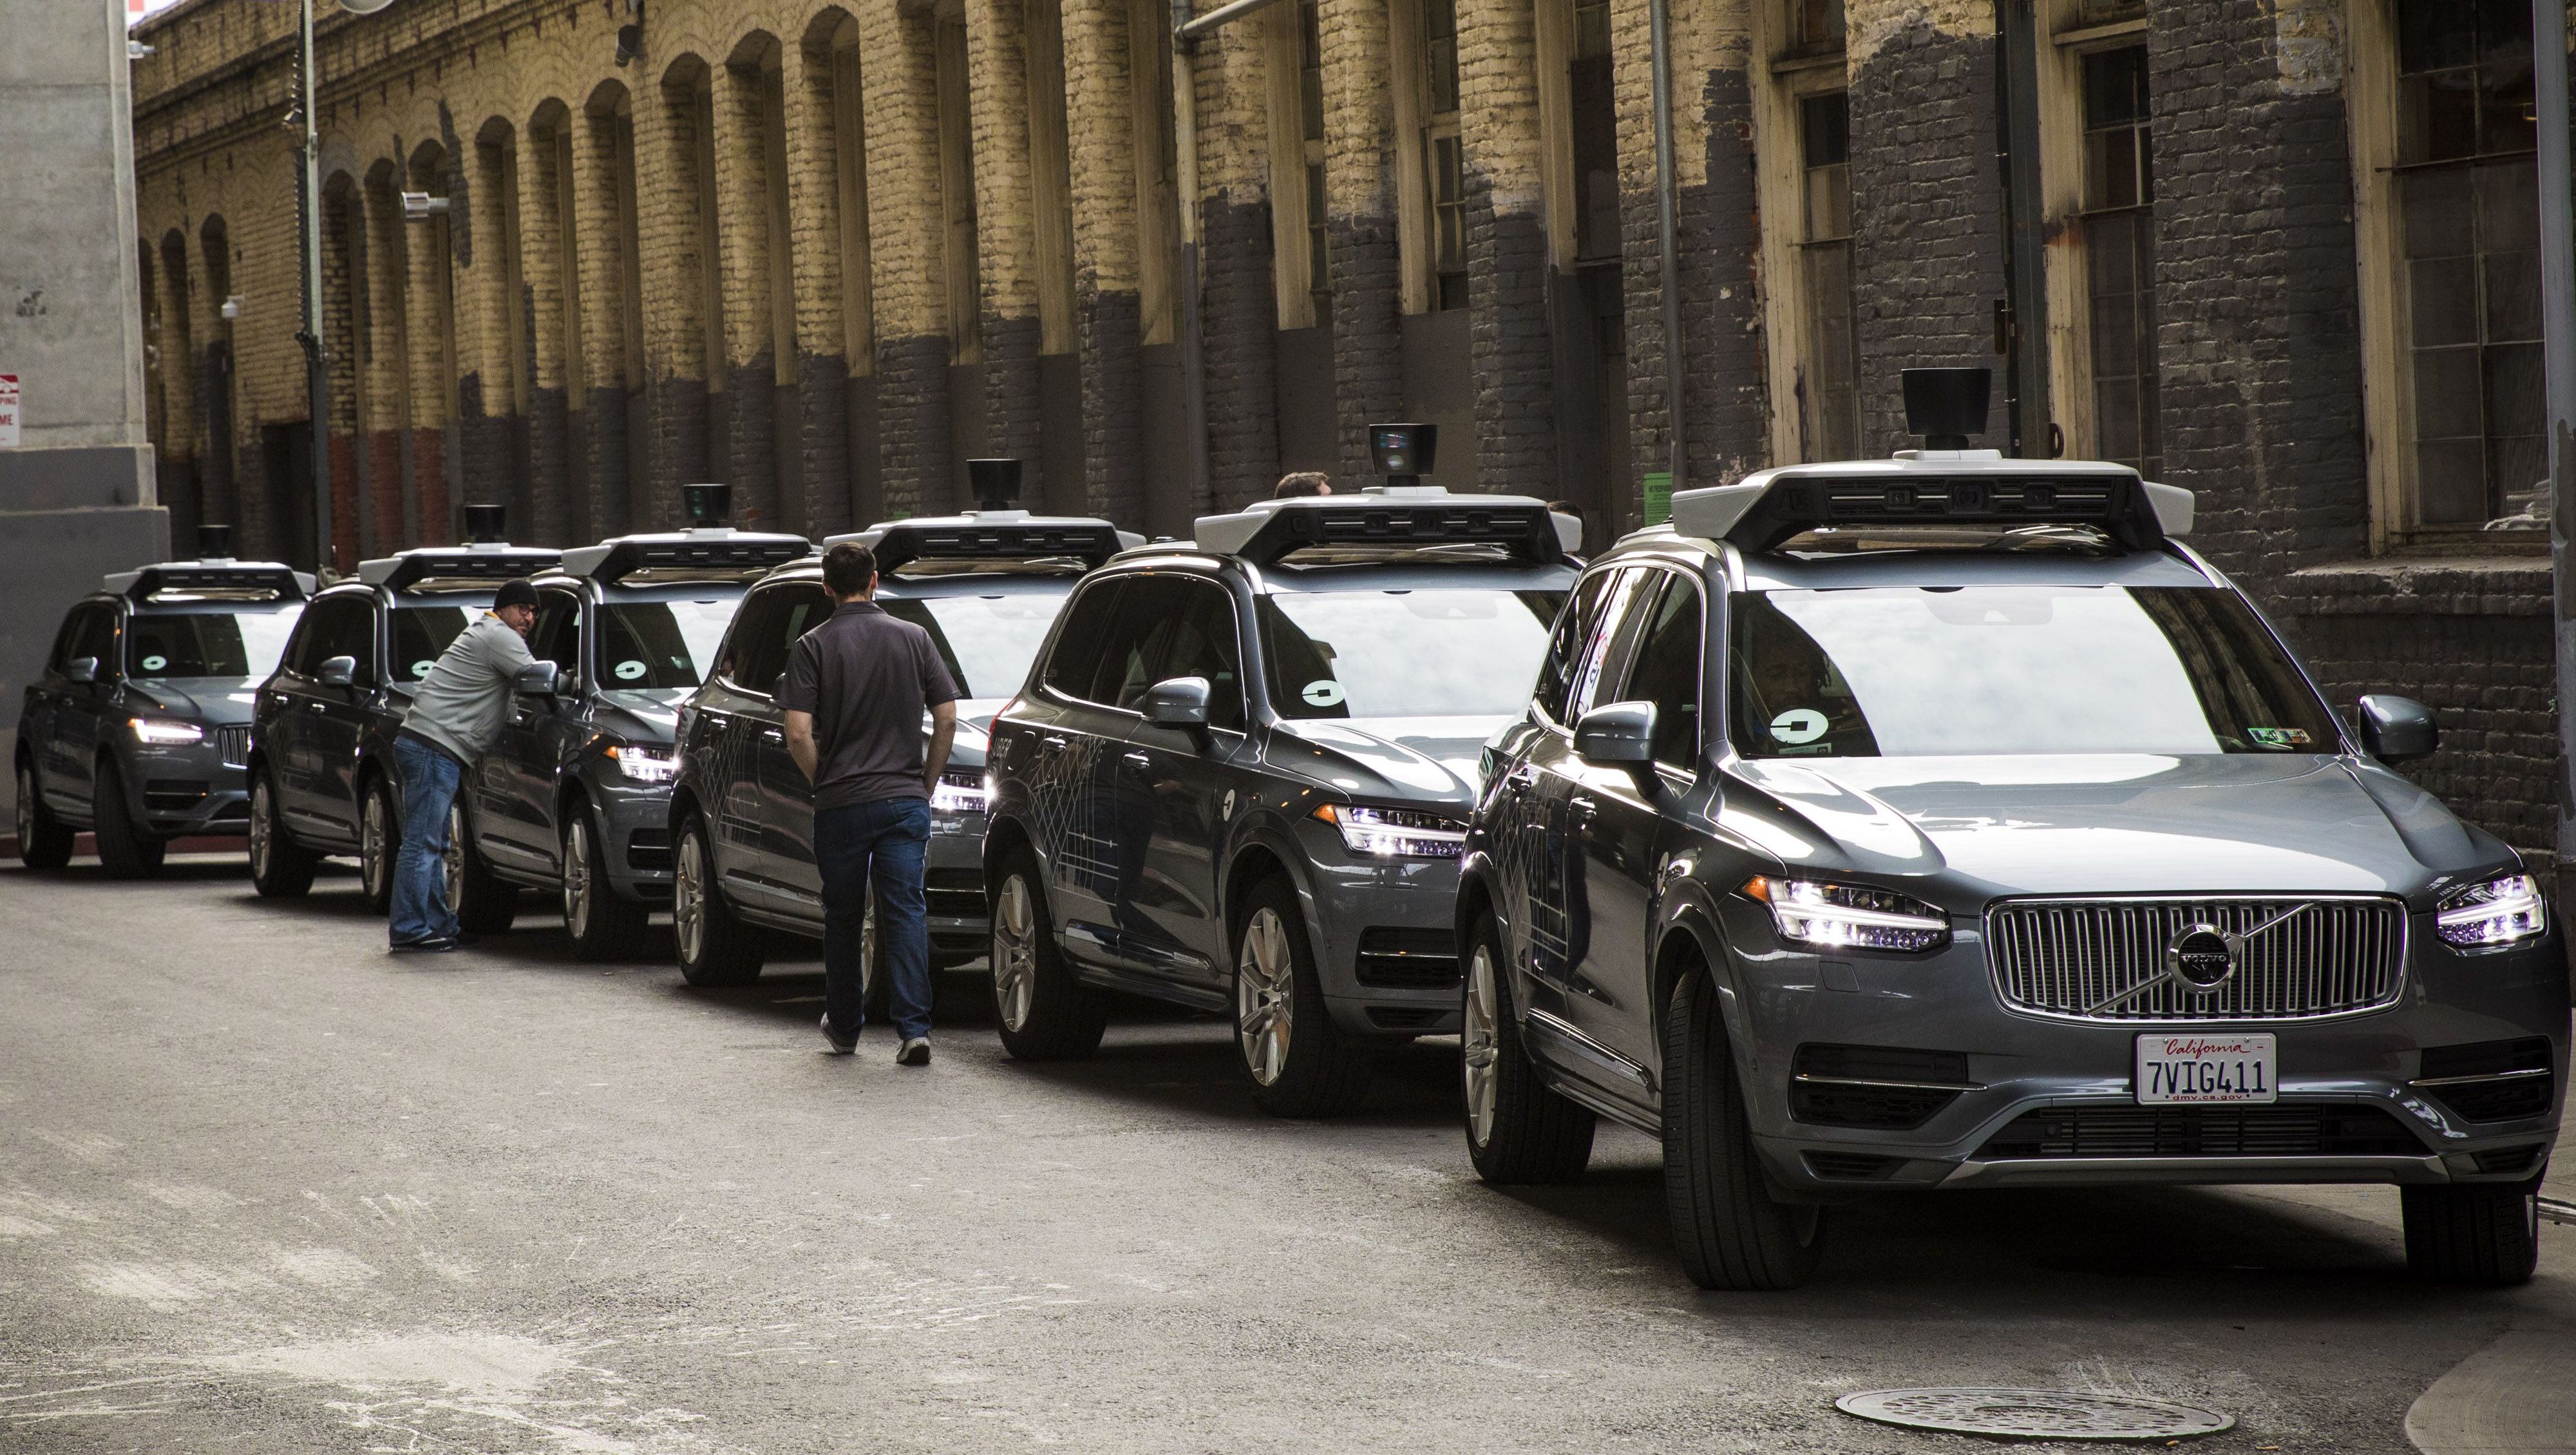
[390,578,540,952]
[780,542,960,1064]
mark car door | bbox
[477,588,582,872]
[297,597,379,841]
[21,609,78,808]
[47,604,119,816]
[1492,568,1621,1024]
[1017,575,1150,963]
[1562,566,1709,1081]
[1121,574,1256,992]
[747,583,835,924]
[696,586,781,905]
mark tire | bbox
[1233,876,1372,1118]
[91,764,165,879]
[562,803,649,960]
[357,776,397,913]
[2403,1173,2543,1287]
[444,798,518,935]
[1462,911,1595,1183]
[1662,967,1825,1290]
[15,759,73,869]
[246,767,316,897]
[988,850,1106,1060]
[673,813,763,985]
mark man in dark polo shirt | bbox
[779,541,961,1064]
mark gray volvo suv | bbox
[1455,376,2567,1289]
[980,491,1581,1116]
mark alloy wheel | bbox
[442,802,467,912]
[564,815,594,937]
[14,765,33,848]
[1235,907,1295,1087]
[1462,941,1501,1147]
[991,873,1037,1032]
[361,788,391,902]
[674,831,708,966]
[248,778,274,878]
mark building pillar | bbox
[782,32,858,538]
[573,104,636,541]
[968,0,1047,487]
[401,186,455,546]
[319,187,363,571]
[1318,0,1403,488]
[634,73,706,530]
[1193,13,1282,509]
[515,125,576,547]
[359,176,412,553]
[712,56,785,528]
[1061,0,1144,522]
[860,5,958,516]
[1456,0,1553,499]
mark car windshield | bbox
[1260,588,1565,719]
[1730,585,2342,757]
[880,590,1068,698]
[126,609,299,679]
[391,605,473,682]
[599,598,741,689]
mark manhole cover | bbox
[1837,1388,2233,1441]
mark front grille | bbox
[1976,1103,2424,1160]
[927,867,985,920]
[1986,897,2404,1021]
[1804,1151,1906,1181]
[625,827,670,873]
[142,779,208,813]
[1354,927,1460,989]
[2416,1037,2554,1122]
[214,725,252,766]
[1789,1044,1973,1130]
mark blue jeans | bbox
[390,734,464,945]
[817,797,933,1041]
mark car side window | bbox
[716,590,779,688]
[69,604,118,674]
[1567,567,1654,725]
[1088,576,1190,710]
[302,599,375,683]
[1531,569,1617,726]
[1148,578,1246,730]
[735,584,831,695]
[46,607,90,673]
[531,593,582,676]
[1039,578,1125,703]
[1619,571,1705,770]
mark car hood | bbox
[596,688,687,745]
[1721,754,2511,900]
[122,678,260,726]
[1264,715,1513,812]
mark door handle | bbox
[305,701,329,714]
[1042,735,1072,749]
[1506,765,1540,788]
[761,728,784,742]
[1122,752,1153,770]
[1569,794,1599,826]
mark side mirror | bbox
[514,660,562,696]
[317,654,357,688]
[2358,694,2438,763]
[63,656,98,684]
[1141,676,1211,728]
[1575,700,1657,765]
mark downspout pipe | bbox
[2537,0,2576,859]
[299,0,330,573]
[1170,0,1213,520]
[1647,0,1685,498]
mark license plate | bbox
[2135,1033,2277,1105]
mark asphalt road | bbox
[3,852,2570,1455]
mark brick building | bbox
[129,0,2571,853]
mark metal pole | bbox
[2537,0,2576,873]
[298,0,330,574]
[1168,6,1213,523]
[1996,0,2050,457]
[1646,0,1685,497]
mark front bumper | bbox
[594,777,677,902]
[1296,817,1468,1036]
[927,808,990,962]
[124,742,252,837]
[1718,905,2567,1196]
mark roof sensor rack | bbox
[1193,489,1581,566]
[106,560,314,602]
[556,526,813,584]
[828,511,1140,573]
[358,508,561,593]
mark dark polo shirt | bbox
[777,599,961,810]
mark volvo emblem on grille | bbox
[2164,924,2237,989]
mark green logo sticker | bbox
[2246,727,2311,750]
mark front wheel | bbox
[563,804,649,960]
[1662,967,1824,1290]
[358,777,397,913]
[247,768,316,897]
[91,764,165,879]
[674,814,763,985]
[15,761,73,869]
[1462,912,1595,1183]
[444,799,518,935]
[989,851,1106,1059]
[1233,877,1372,1118]
[2403,1174,2543,1286]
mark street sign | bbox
[0,374,20,448]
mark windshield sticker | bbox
[614,660,647,681]
[1301,680,1347,708]
[140,654,167,671]
[1770,707,1828,745]
[410,660,435,678]
[2246,726,2311,750]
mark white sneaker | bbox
[896,1037,931,1067]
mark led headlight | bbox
[606,743,678,783]
[2436,872,2548,949]
[1314,803,1466,859]
[931,770,990,816]
[1742,875,1949,953]
[129,718,205,745]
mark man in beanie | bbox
[388,578,542,952]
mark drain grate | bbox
[1837,1388,2233,1441]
